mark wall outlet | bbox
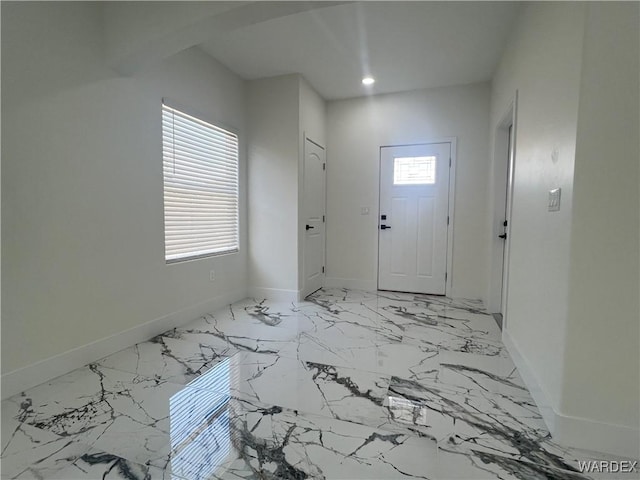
[209,269,215,281]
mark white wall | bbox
[102,2,333,75]
[326,83,490,300]
[248,74,326,299]
[103,2,241,73]
[1,3,247,389]
[0,2,3,388]
[492,2,639,457]
[299,78,326,146]
[561,2,639,455]
[491,1,585,420]
[247,75,300,298]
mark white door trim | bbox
[377,138,457,295]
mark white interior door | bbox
[302,138,326,297]
[500,124,515,320]
[378,143,451,294]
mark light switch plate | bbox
[548,188,561,212]
[361,207,370,215]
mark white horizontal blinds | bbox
[162,103,239,262]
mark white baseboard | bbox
[247,286,300,303]
[502,329,558,432]
[1,288,247,400]
[553,412,640,460]
[324,277,377,292]
[503,329,639,459]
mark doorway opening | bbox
[489,94,518,330]
[302,137,326,298]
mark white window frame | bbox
[162,100,239,263]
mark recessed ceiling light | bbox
[362,76,375,86]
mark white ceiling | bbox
[199,2,522,100]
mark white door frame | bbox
[488,92,518,326]
[301,135,326,298]
[377,138,457,296]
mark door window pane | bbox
[393,156,436,185]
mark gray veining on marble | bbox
[2,288,636,480]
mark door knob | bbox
[498,233,507,239]
[306,225,315,230]
[380,225,391,230]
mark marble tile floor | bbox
[2,289,637,480]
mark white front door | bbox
[378,143,451,294]
[302,138,326,297]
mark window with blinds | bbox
[162,102,239,263]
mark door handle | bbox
[380,225,391,230]
[306,225,315,230]
[498,233,507,239]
